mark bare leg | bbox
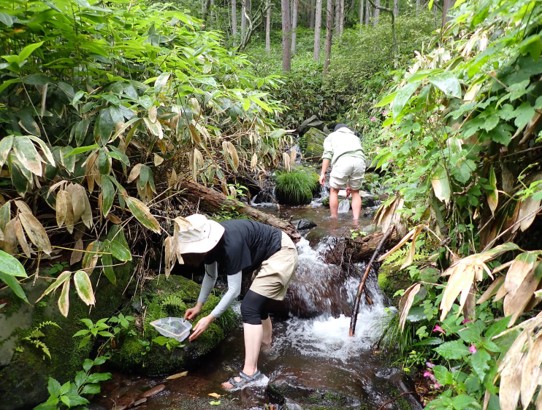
[351,189,362,220]
[329,187,340,218]
[261,317,272,350]
[222,323,262,388]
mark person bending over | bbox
[178,214,298,390]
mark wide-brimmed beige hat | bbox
[174,214,225,255]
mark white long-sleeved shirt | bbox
[197,262,242,318]
[322,128,365,165]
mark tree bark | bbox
[373,0,380,25]
[359,0,364,28]
[323,0,333,74]
[393,0,398,18]
[241,0,248,40]
[281,0,292,72]
[265,0,272,53]
[338,0,345,37]
[291,0,299,54]
[314,0,323,61]
[232,0,237,38]
[180,180,301,242]
[364,0,370,25]
[441,0,452,28]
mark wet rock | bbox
[298,127,327,159]
[132,397,147,407]
[292,219,316,231]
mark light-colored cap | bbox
[175,214,225,256]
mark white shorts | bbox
[329,156,366,190]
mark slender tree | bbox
[281,0,292,71]
[232,0,237,38]
[373,0,380,25]
[265,0,272,53]
[241,0,247,40]
[291,0,299,54]
[314,0,323,60]
[359,0,364,27]
[393,0,398,18]
[323,0,334,74]
[338,0,345,36]
[442,0,453,27]
[365,0,370,24]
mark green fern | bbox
[160,295,186,315]
[22,321,60,360]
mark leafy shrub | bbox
[274,167,319,205]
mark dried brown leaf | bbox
[2,219,18,254]
[282,152,291,172]
[514,197,542,233]
[520,335,542,408]
[164,236,175,278]
[70,237,84,266]
[398,283,421,331]
[127,163,144,184]
[504,265,541,326]
[504,252,538,296]
[14,200,32,214]
[166,371,188,380]
[14,218,32,257]
[19,212,52,255]
[478,276,504,304]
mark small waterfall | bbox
[279,237,394,362]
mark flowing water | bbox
[91,207,421,410]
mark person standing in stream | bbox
[178,214,298,390]
[319,123,366,221]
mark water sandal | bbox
[223,370,262,390]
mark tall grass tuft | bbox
[274,167,320,205]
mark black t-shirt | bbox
[204,219,282,276]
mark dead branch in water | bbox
[349,226,396,337]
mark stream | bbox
[91,207,422,410]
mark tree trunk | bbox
[202,0,212,25]
[416,0,420,12]
[180,180,301,242]
[309,0,316,29]
[265,0,272,53]
[338,0,344,37]
[373,0,380,25]
[241,0,247,41]
[313,0,323,61]
[232,0,238,38]
[291,0,299,54]
[364,0,370,25]
[323,0,333,74]
[441,0,452,28]
[359,0,364,28]
[393,0,398,18]
[281,0,292,72]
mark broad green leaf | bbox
[0,12,14,27]
[0,250,27,277]
[63,144,99,158]
[431,164,451,204]
[451,395,481,409]
[429,72,462,98]
[18,41,44,63]
[0,135,13,169]
[391,82,419,119]
[435,340,470,360]
[519,34,542,60]
[37,271,72,302]
[154,72,171,93]
[470,349,491,381]
[109,239,132,262]
[433,365,454,385]
[0,271,28,303]
[125,196,160,233]
[97,149,111,175]
[487,166,498,215]
[0,78,21,94]
[100,175,115,217]
[58,279,70,317]
[73,119,91,146]
[25,135,55,166]
[73,270,95,306]
[513,102,536,130]
[13,136,43,176]
[100,253,117,285]
[374,91,397,108]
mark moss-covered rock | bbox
[108,275,239,376]
[0,262,132,410]
[299,127,327,160]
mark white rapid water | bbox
[276,237,395,363]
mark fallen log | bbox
[180,180,301,242]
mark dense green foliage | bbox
[0,0,290,310]
[373,0,542,408]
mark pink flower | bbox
[433,382,442,389]
[469,345,477,354]
[382,110,389,116]
[425,361,435,368]
[433,324,445,334]
[370,116,377,122]
[423,370,437,383]
[462,318,472,324]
